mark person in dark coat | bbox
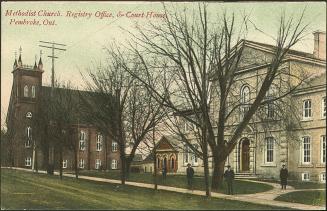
[224,165,235,195]
[280,164,288,190]
[186,163,194,190]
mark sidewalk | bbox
[3,167,326,210]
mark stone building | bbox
[6,53,121,171]
[151,31,326,182]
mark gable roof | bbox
[142,153,154,163]
[40,86,109,125]
[243,40,319,60]
[132,154,143,162]
[155,135,181,151]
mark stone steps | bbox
[235,172,259,179]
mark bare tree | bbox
[123,3,309,193]
[36,81,78,179]
[80,46,165,184]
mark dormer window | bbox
[24,85,29,97]
[31,86,36,98]
[26,112,32,119]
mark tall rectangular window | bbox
[96,134,103,151]
[79,131,86,151]
[25,127,32,147]
[266,137,274,163]
[111,159,118,169]
[112,141,118,152]
[26,126,32,139]
[266,103,275,119]
[321,172,326,183]
[302,136,311,164]
[191,144,199,166]
[322,97,326,118]
[303,99,312,119]
[95,159,101,169]
[25,157,32,166]
[321,135,326,164]
[25,139,31,148]
[62,160,68,169]
[31,86,36,98]
[79,159,85,169]
[183,145,189,164]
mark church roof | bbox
[40,86,110,125]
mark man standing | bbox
[280,164,288,190]
[224,165,235,195]
[186,163,194,190]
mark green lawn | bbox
[249,178,326,189]
[275,190,326,206]
[1,169,289,210]
[78,170,273,194]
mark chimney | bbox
[313,31,326,60]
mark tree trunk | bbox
[74,149,79,179]
[153,153,158,190]
[120,154,126,185]
[125,157,132,179]
[211,157,226,190]
[59,146,63,180]
[202,141,211,197]
[35,147,38,172]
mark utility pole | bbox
[39,41,66,89]
[39,41,66,174]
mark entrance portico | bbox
[232,128,256,174]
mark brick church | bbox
[5,51,121,172]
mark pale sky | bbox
[1,1,326,127]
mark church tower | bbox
[9,47,44,168]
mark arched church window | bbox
[240,85,250,120]
[171,157,175,170]
[26,126,32,139]
[241,85,250,103]
[24,85,29,97]
[31,86,36,98]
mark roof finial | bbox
[38,50,43,70]
[18,46,22,66]
[34,54,37,69]
[13,51,18,68]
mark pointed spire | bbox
[34,55,37,69]
[13,51,18,69]
[18,46,22,67]
[38,50,43,70]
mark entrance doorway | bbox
[241,139,250,171]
